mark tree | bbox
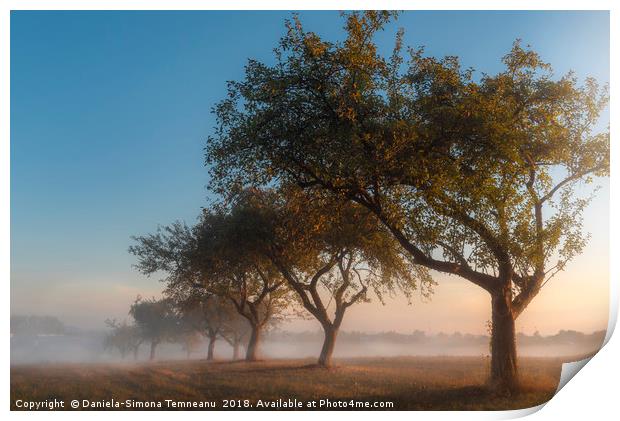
[129,296,178,361]
[103,319,143,360]
[129,219,290,362]
[190,210,291,361]
[168,279,252,360]
[172,288,230,360]
[219,306,251,360]
[205,11,609,392]
[232,186,430,367]
[178,330,203,359]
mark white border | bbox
[2,1,616,420]
[0,0,617,10]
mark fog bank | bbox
[10,328,604,365]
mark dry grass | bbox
[11,356,573,410]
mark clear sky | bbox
[11,11,609,334]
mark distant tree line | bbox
[11,315,66,336]
[266,329,606,348]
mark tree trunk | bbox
[207,335,217,360]
[318,325,338,367]
[245,324,261,361]
[149,340,158,361]
[489,288,518,394]
[232,339,240,360]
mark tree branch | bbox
[540,163,606,204]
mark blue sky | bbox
[11,11,609,331]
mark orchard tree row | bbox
[104,294,251,361]
[129,11,609,395]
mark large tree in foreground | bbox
[232,187,431,367]
[206,12,609,392]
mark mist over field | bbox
[10,315,605,365]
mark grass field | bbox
[11,356,572,410]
